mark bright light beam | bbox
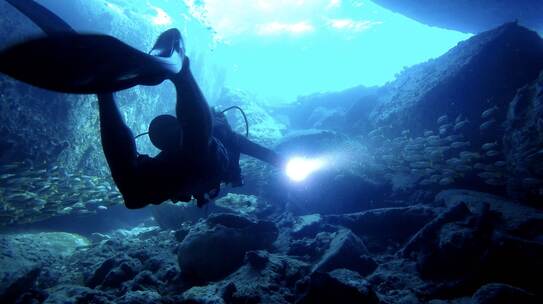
[285,156,326,182]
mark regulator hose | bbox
[220,106,249,138]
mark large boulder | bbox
[369,23,543,143]
[0,232,90,302]
[312,229,377,276]
[177,214,278,282]
[471,283,538,304]
[503,71,543,202]
[181,251,309,304]
[298,269,380,304]
[325,205,437,253]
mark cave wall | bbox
[372,0,543,34]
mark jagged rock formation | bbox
[368,23,543,142]
[372,0,543,34]
[504,71,543,202]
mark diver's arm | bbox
[97,93,142,208]
[236,134,284,168]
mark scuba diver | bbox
[0,1,284,209]
[98,29,284,208]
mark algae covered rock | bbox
[177,213,278,282]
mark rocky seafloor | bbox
[1,189,542,304]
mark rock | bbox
[0,232,89,299]
[0,267,41,304]
[472,283,538,304]
[368,23,543,147]
[367,259,429,304]
[298,269,380,304]
[291,214,325,239]
[286,171,391,215]
[504,71,543,202]
[116,290,162,304]
[273,85,377,130]
[325,205,436,253]
[181,252,308,304]
[371,1,542,33]
[401,203,472,258]
[87,254,142,289]
[177,214,278,282]
[120,271,161,293]
[436,189,543,239]
[245,250,269,270]
[43,284,114,304]
[312,229,377,276]
[275,129,349,156]
[214,193,272,218]
[151,202,234,230]
[479,235,543,296]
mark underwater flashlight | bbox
[285,156,326,182]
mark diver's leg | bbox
[97,93,138,191]
[171,58,212,160]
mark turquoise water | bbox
[38,0,471,102]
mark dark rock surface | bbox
[1,188,542,303]
[504,71,543,202]
[298,269,379,304]
[368,23,543,142]
[177,214,278,282]
[372,0,543,34]
[471,283,538,304]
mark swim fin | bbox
[0,33,182,94]
[6,0,76,34]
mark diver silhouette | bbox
[98,29,284,208]
[0,9,283,208]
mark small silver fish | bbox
[424,131,434,137]
[480,119,497,130]
[456,165,472,172]
[481,106,499,119]
[494,161,506,167]
[410,161,431,169]
[455,114,463,124]
[482,141,498,151]
[454,120,469,131]
[451,141,470,149]
[439,177,454,186]
[437,115,448,125]
[460,151,480,159]
[486,150,500,157]
[445,135,464,142]
[419,179,434,186]
[446,158,463,166]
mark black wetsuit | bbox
[98,58,281,209]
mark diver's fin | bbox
[6,0,76,34]
[0,34,182,94]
